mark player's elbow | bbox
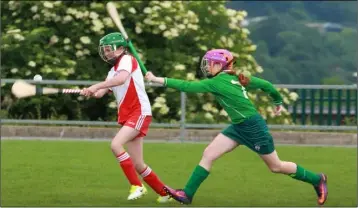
[115,79,125,86]
[112,72,129,86]
[110,77,125,87]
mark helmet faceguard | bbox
[98,45,126,65]
[98,32,128,65]
[200,49,234,77]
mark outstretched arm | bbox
[146,72,213,93]
[81,71,130,97]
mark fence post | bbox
[310,89,315,124]
[292,89,298,124]
[346,89,351,116]
[355,89,358,122]
[319,89,324,125]
[336,89,342,125]
[180,92,186,142]
[327,89,333,125]
[300,89,306,125]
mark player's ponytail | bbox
[222,70,250,86]
[238,72,251,86]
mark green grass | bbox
[1,140,357,207]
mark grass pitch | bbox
[1,140,357,207]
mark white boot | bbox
[127,185,147,200]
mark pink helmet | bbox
[200,49,234,77]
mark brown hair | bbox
[223,70,251,87]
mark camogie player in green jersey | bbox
[145,49,328,205]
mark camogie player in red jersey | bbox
[81,32,171,203]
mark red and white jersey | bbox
[106,54,152,122]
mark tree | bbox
[1,1,297,124]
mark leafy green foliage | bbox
[1,1,296,124]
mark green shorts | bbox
[221,114,275,155]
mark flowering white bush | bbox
[1,1,297,123]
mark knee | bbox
[268,162,283,174]
[110,140,123,152]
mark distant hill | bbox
[226,1,357,25]
[226,1,357,84]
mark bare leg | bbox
[111,126,143,189]
[260,150,328,205]
[199,133,239,171]
[165,133,239,204]
[259,150,297,174]
[126,137,146,172]
[111,126,140,156]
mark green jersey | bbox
[164,72,283,124]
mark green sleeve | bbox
[164,78,214,93]
[246,76,283,105]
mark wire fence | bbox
[1,79,357,135]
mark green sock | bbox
[183,165,210,199]
[288,164,321,186]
